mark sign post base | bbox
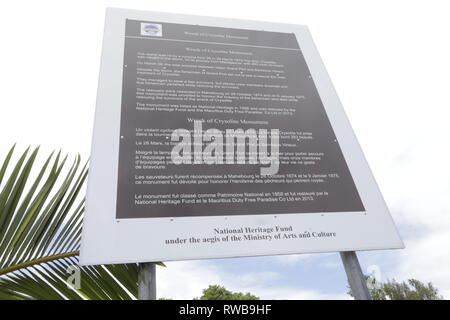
[138,263,156,300]
[340,251,371,300]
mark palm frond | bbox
[0,145,158,300]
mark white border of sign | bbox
[80,8,404,266]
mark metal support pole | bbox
[340,251,371,300]
[138,262,156,300]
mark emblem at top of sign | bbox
[140,23,162,37]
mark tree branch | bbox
[0,251,79,275]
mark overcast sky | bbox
[1,0,449,299]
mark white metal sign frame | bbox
[80,8,403,266]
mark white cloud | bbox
[250,287,349,300]
[390,228,450,299]
[157,261,222,300]
[370,128,450,298]
[157,260,347,300]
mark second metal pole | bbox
[138,262,156,300]
[340,251,371,300]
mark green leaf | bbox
[0,144,16,186]
[0,145,164,300]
